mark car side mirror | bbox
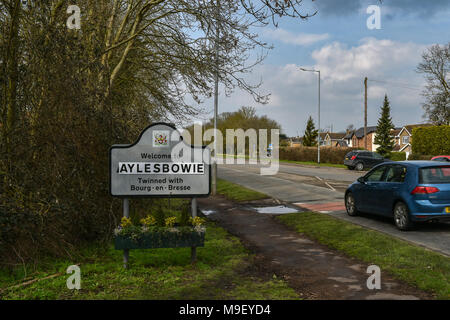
[357,177,366,184]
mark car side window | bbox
[433,157,450,162]
[384,165,407,183]
[365,166,386,182]
[373,153,383,159]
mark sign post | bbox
[110,123,211,268]
[123,198,129,268]
[191,197,197,264]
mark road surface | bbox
[218,162,450,257]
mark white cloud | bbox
[195,38,430,136]
[368,85,387,100]
[311,38,427,82]
[315,0,450,18]
[263,28,330,46]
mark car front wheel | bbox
[345,192,358,216]
[394,202,414,231]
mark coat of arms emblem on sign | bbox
[153,130,170,147]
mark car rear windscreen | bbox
[419,166,450,184]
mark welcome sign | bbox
[117,162,205,175]
[110,123,211,197]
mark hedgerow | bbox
[280,146,359,164]
[411,126,450,155]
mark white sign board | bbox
[110,123,211,197]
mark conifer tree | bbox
[303,116,318,147]
[374,95,395,157]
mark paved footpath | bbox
[199,196,434,300]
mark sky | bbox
[190,0,450,137]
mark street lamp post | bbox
[299,67,321,164]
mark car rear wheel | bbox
[355,162,364,171]
[394,202,414,231]
[345,192,358,216]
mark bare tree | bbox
[0,0,316,265]
[96,0,316,115]
[417,43,450,125]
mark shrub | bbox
[412,126,450,156]
[140,215,157,227]
[153,202,166,227]
[179,203,192,226]
[165,217,177,227]
[408,154,433,160]
[280,147,359,164]
[388,152,406,161]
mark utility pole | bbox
[364,77,368,150]
[212,0,220,195]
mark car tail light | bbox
[351,155,356,160]
[411,186,440,194]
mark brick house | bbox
[393,124,434,157]
[343,130,354,147]
[323,132,347,147]
[289,137,303,147]
[347,126,401,152]
[350,126,378,151]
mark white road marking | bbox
[325,181,336,191]
[316,175,336,191]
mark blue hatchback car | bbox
[345,161,450,231]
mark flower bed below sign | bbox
[114,228,206,250]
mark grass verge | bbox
[279,159,347,169]
[277,211,450,299]
[218,153,347,169]
[0,222,298,300]
[217,179,268,202]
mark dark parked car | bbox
[345,161,450,230]
[344,150,388,171]
[431,155,450,162]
